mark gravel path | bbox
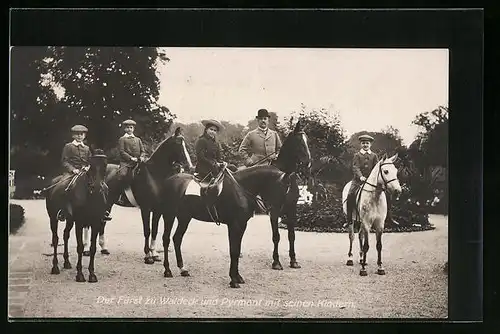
[9,199,448,318]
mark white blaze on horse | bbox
[342,153,402,276]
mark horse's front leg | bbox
[99,222,110,255]
[346,222,354,266]
[151,211,162,261]
[141,208,154,264]
[173,215,191,277]
[270,209,283,270]
[63,219,75,269]
[286,204,301,269]
[82,226,90,257]
[360,227,369,276]
[88,224,100,283]
[228,221,246,288]
[50,215,60,274]
[375,227,385,275]
[75,224,85,282]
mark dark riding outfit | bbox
[105,119,147,220]
[56,125,92,221]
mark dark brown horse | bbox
[45,150,109,282]
[102,127,191,263]
[159,121,311,288]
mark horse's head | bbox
[88,149,108,194]
[148,127,193,173]
[378,153,402,197]
[276,120,312,176]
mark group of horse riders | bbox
[54,108,283,223]
[54,107,397,226]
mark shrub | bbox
[10,204,26,234]
[280,184,434,233]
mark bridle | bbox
[361,161,398,194]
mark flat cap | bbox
[358,134,374,142]
[70,125,88,132]
[122,119,137,126]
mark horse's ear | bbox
[293,120,302,133]
[381,153,387,161]
[390,153,399,162]
[174,127,182,136]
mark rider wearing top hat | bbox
[239,109,282,167]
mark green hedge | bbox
[10,204,26,234]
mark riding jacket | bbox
[61,140,92,174]
[238,127,282,166]
[118,134,146,168]
[352,149,379,182]
[195,134,223,178]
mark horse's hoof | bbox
[101,249,110,255]
[377,269,386,275]
[290,261,301,269]
[346,260,354,266]
[153,256,161,262]
[230,281,241,288]
[272,262,283,270]
[76,273,86,282]
[63,262,72,269]
[236,275,245,284]
[180,270,190,277]
[359,269,368,276]
[88,274,98,283]
[83,251,90,257]
[51,266,60,275]
[144,257,155,265]
[164,270,173,278]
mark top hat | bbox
[201,119,224,131]
[256,109,270,119]
[71,125,88,132]
[358,134,375,142]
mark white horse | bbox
[342,154,402,276]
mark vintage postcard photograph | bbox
[9,46,449,319]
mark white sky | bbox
[158,48,449,145]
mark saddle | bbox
[193,163,228,223]
[195,163,226,205]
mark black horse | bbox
[45,150,109,282]
[159,121,311,288]
[103,127,191,263]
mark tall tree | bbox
[46,47,174,152]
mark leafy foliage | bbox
[10,47,174,176]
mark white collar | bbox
[124,133,135,138]
[257,126,268,133]
[360,149,372,155]
[72,140,85,147]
